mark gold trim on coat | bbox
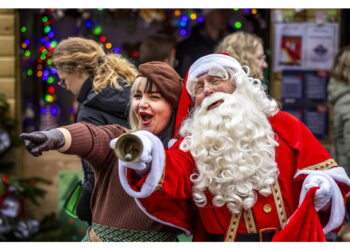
[243,208,257,233]
[298,159,338,171]
[271,181,288,228]
[224,212,242,242]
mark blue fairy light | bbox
[69,107,75,115]
[181,15,189,22]
[50,68,57,74]
[48,31,54,38]
[85,20,93,28]
[40,107,47,114]
[179,20,187,27]
[50,106,58,116]
[197,16,204,23]
[179,29,187,36]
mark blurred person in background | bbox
[215,31,268,81]
[328,45,350,241]
[52,37,138,225]
[139,34,176,67]
[175,9,232,77]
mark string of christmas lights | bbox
[83,9,121,55]
[173,9,260,36]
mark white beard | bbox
[180,91,279,214]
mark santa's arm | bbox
[295,167,350,233]
[111,130,195,199]
[272,112,350,233]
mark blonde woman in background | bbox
[52,37,138,225]
[215,31,268,80]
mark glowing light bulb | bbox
[174,10,181,16]
[234,21,242,29]
[93,26,102,35]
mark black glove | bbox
[20,129,65,157]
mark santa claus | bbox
[114,54,350,241]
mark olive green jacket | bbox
[328,77,350,175]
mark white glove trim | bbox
[133,198,191,236]
[118,130,165,198]
[295,167,350,233]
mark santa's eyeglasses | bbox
[193,78,223,95]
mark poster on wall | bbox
[274,23,305,71]
[282,105,328,139]
[281,70,329,103]
[281,71,304,103]
[304,105,328,139]
[304,71,328,102]
[304,23,339,70]
[273,23,339,72]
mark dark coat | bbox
[77,77,130,128]
[75,77,131,223]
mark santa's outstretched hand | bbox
[110,130,153,175]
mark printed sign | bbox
[274,23,338,71]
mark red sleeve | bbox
[270,111,338,171]
[161,138,196,199]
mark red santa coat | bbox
[122,111,350,241]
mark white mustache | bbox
[200,92,232,110]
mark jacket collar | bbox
[77,77,93,103]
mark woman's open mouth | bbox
[139,112,154,125]
[207,99,224,110]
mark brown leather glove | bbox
[20,129,65,157]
